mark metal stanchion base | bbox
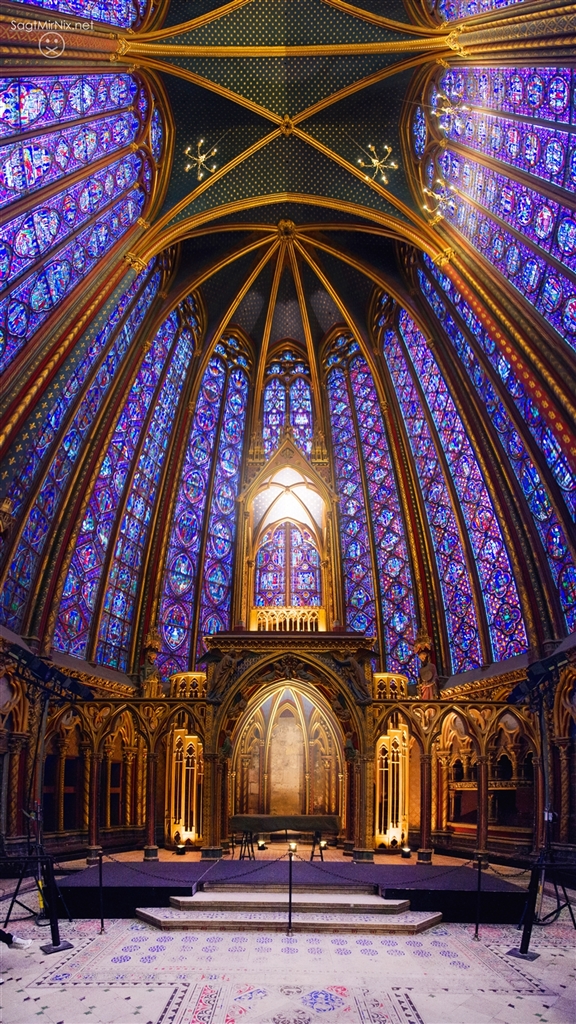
[417,848,433,864]
[507,949,540,961]
[143,845,159,861]
[40,939,74,956]
[352,848,374,862]
[86,847,102,866]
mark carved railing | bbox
[169,672,207,698]
[373,672,409,700]
[249,606,326,632]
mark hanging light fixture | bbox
[184,139,218,180]
[356,142,398,184]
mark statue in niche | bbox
[414,628,439,700]
[344,731,357,761]
[220,730,233,759]
[199,648,250,701]
[140,627,165,698]
[330,646,377,704]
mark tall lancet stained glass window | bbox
[255,523,321,607]
[380,301,528,664]
[262,348,313,457]
[418,66,576,348]
[417,258,576,633]
[0,260,162,633]
[12,0,149,29]
[54,302,199,664]
[326,337,417,677]
[0,72,163,374]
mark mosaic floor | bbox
[1,904,574,1024]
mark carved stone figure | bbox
[414,628,439,700]
[140,627,165,698]
[330,647,376,704]
[199,648,246,701]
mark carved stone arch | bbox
[95,704,152,755]
[153,703,205,751]
[554,664,576,740]
[375,704,425,754]
[216,651,367,754]
[432,706,482,756]
[486,708,538,755]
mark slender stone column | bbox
[143,751,159,860]
[343,758,355,855]
[56,736,67,833]
[201,753,222,859]
[103,750,112,829]
[438,754,450,832]
[556,740,570,844]
[353,754,374,862]
[475,754,489,857]
[87,753,102,865]
[80,743,91,832]
[7,735,26,837]
[123,750,135,828]
[417,754,433,863]
[135,742,145,827]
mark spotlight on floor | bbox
[176,844,186,855]
[319,840,328,850]
[288,841,298,853]
[401,845,411,859]
[257,839,267,851]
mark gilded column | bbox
[123,749,135,828]
[417,754,433,863]
[144,751,159,860]
[87,752,102,864]
[476,755,489,857]
[556,740,570,844]
[80,743,91,831]
[438,753,450,832]
[56,736,68,833]
[136,741,145,827]
[201,753,222,859]
[7,734,26,838]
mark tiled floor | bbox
[1,903,574,1024]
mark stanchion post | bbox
[99,851,105,934]
[474,853,482,940]
[39,856,73,955]
[287,844,296,935]
[507,861,541,961]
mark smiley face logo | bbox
[39,32,65,59]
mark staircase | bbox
[136,882,442,933]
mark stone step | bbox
[203,882,377,894]
[170,891,410,914]
[136,906,442,933]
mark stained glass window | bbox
[435,0,533,21]
[396,309,527,661]
[11,0,147,29]
[262,349,313,458]
[290,378,313,457]
[157,358,226,678]
[429,67,576,347]
[0,263,160,631]
[290,526,321,606]
[349,356,417,677]
[53,313,180,659]
[420,253,576,521]
[196,367,249,658]
[263,378,286,457]
[327,366,378,637]
[412,106,427,159]
[0,71,161,374]
[418,263,576,632]
[96,322,197,671]
[255,526,286,606]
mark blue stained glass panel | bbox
[255,526,286,606]
[382,327,482,672]
[97,321,197,670]
[436,1,532,22]
[0,187,146,374]
[290,377,313,457]
[0,111,142,210]
[439,67,575,125]
[397,310,527,661]
[327,366,377,637]
[412,105,427,159]
[196,367,249,658]
[157,359,227,677]
[349,356,417,678]
[421,253,576,523]
[53,314,178,658]
[418,267,576,632]
[0,74,138,140]
[11,0,146,29]
[290,526,321,606]
[263,377,285,457]
[0,266,160,631]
